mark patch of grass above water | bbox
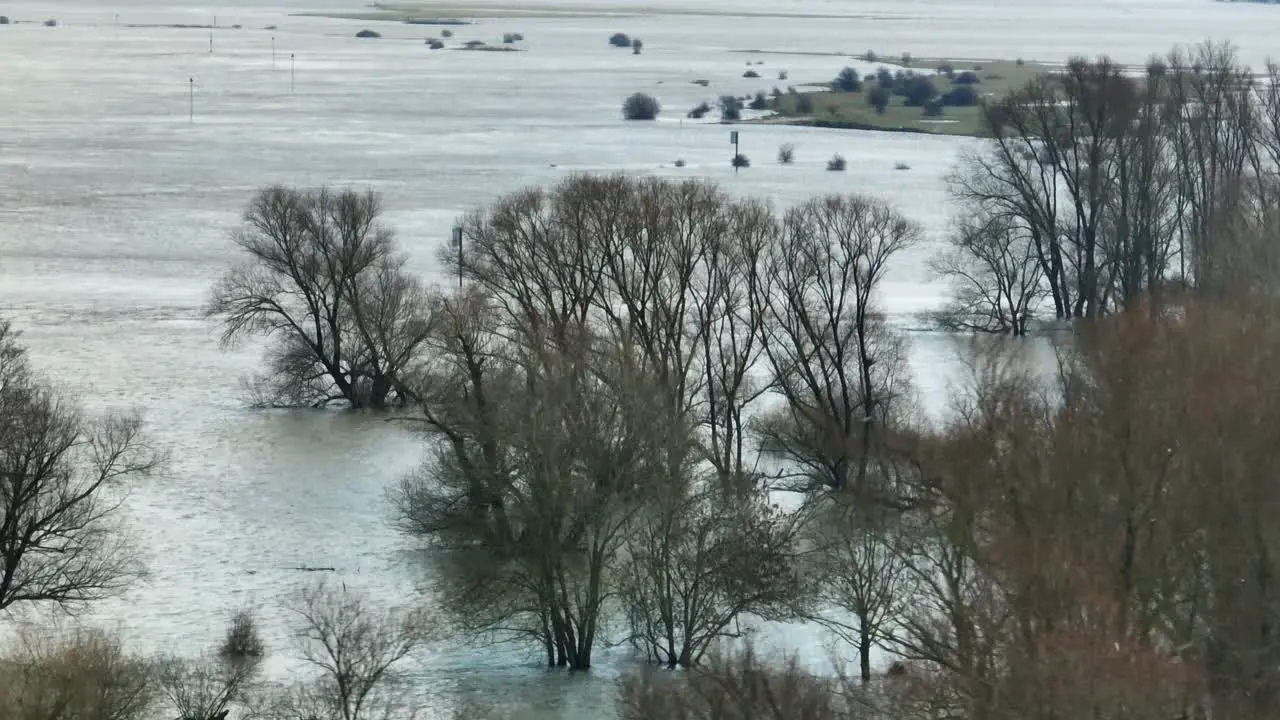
[765,58,1056,138]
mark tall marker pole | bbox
[730,130,740,173]
[189,78,194,123]
[290,53,295,94]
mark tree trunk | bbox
[859,617,873,682]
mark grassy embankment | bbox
[751,53,1056,137]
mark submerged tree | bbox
[0,320,159,614]
[206,186,435,409]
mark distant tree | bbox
[719,95,742,122]
[687,100,711,119]
[623,92,661,120]
[778,143,796,164]
[206,186,436,409]
[923,98,944,117]
[743,69,760,78]
[868,86,891,114]
[941,85,979,106]
[0,320,159,615]
[833,67,862,92]
[609,32,631,47]
[952,70,981,84]
[826,153,847,171]
[902,75,938,106]
[795,93,814,114]
[748,91,770,110]
[632,37,643,54]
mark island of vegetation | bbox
[751,53,1061,137]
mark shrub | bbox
[863,49,879,62]
[427,39,444,49]
[743,69,760,78]
[876,67,895,88]
[609,32,631,47]
[632,38,643,54]
[937,62,955,77]
[674,159,686,167]
[953,70,981,84]
[692,78,710,87]
[623,92,661,120]
[833,67,862,92]
[731,154,750,168]
[0,16,10,24]
[771,86,783,99]
[0,625,156,720]
[778,143,796,164]
[503,32,523,43]
[220,607,265,661]
[463,39,485,48]
[748,91,770,110]
[901,51,913,66]
[941,84,979,107]
[355,29,381,38]
[778,70,788,80]
[923,98,945,117]
[795,93,814,114]
[1015,57,1025,66]
[719,95,742,122]
[868,86,891,113]
[687,101,711,119]
[827,153,847,171]
[902,74,938,106]
[441,28,453,37]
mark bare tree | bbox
[0,320,159,614]
[0,624,157,720]
[258,581,432,720]
[207,186,434,409]
[754,194,921,503]
[155,652,258,720]
[931,211,1045,336]
[804,501,909,683]
[622,480,803,668]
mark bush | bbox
[1015,57,1025,66]
[743,69,760,78]
[719,95,742,122]
[355,29,381,38]
[901,51,913,66]
[674,159,686,167]
[827,153,847,171]
[936,62,955,77]
[427,39,445,49]
[748,91,770,110]
[502,32,523,43]
[923,98,944,117]
[771,86,783,99]
[778,70,788,80]
[953,70,981,84]
[832,67,861,92]
[687,101,711,119]
[441,28,453,37]
[795,93,814,114]
[623,92,661,120]
[941,84,979,107]
[863,49,879,62]
[0,625,156,720]
[0,16,10,24]
[902,74,938,106]
[220,607,265,661]
[44,18,58,27]
[778,143,796,164]
[610,32,631,47]
[463,39,485,48]
[867,86,890,114]
[731,154,750,168]
[876,67,895,89]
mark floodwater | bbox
[0,0,1272,716]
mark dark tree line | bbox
[937,41,1280,334]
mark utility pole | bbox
[189,78,194,123]
[290,53,295,94]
